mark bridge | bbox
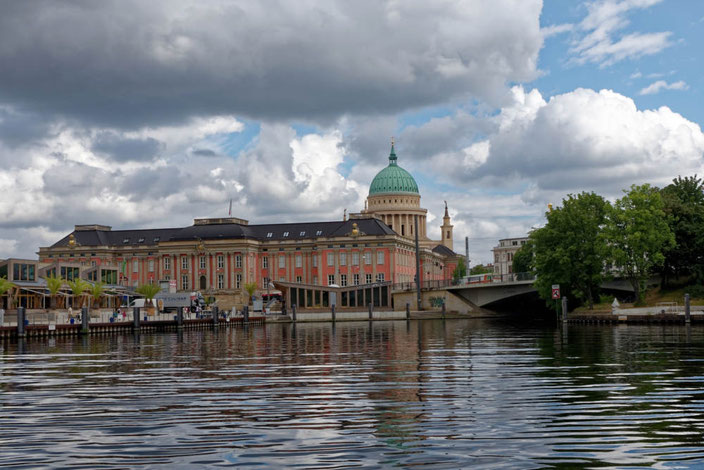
[393,273,637,308]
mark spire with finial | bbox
[389,136,397,165]
[444,200,449,217]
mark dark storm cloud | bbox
[92,132,163,162]
[0,107,53,148]
[118,166,183,199]
[0,0,543,129]
[191,148,217,157]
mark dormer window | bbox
[283,232,289,237]
[138,238,145,243]
[316,230,323,236]
[300,231,305,236]
[122,238,130,244]
[153,237,160,242]
[266,232,273,238]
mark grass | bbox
[573,284,704,313]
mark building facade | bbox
[492,237,529,277]
[36,142,460,309]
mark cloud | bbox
[0,0,544,129]
[541,23,573,38]
[570,0,672,67]
[639,80,689,95]
[92,132,163,162]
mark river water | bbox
[2,319,704,469]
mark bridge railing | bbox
[391,272,536,292]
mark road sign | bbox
[551,284,560,300]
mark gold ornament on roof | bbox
[347,222,365,238]
[68,234,76,248]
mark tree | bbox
[45,274,64,309]
[67,279,90,308]
[452,257,467,281]
[512,241,534,274]
[660,175,704,286]
[532,192,610,309]
[605,184,675,304]
[469,264,492,275]
[0,276,15,309]
[244,282,257,304]
[136,284,161,308]
[89,282,105,309]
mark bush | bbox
[687,285,704,299]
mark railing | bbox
[391,272,536,292]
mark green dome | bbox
[369,144,419,195]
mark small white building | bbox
[492,237,529,277]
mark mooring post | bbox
[133,307,140,330]
[685,293,691,323]
[331,304,336,323]
[562,297,568,323]
[177,306,184,328]
[81,307,89,334]
[243,305,249,324]
[292,304,297,322]
[406,302,410,320]
[212,306,219,327]
[368,302,373,321]
[17,306,25,338]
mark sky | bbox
[0,0,702,265]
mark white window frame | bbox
[364,252,371,265]
[148,260,154,272]
[181,256,188,270]
[352,252,359,265]
[236,273,242,289]
[278,256,285,268]
[235,254,242,268]
[312,255,318,267]
[163,257,170,270]
[295,255,302,268]
[340,252,347,266]
[327,274,335,286]
[353,273,359,285]
[376,273,385,282]
[132,259,139,273]
[365,273,372,284]
[200,256,206,270]
[377,251,384,265]
[217,274,224,289]
[340,274,347,287]
[181,274,189,290]
[217,255,224,269]
[327,252,334,266]
[262,256,268,268]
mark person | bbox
[68,306,73,323]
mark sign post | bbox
[551,284,560,320]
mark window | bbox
[153,237,160,242]
[283,231,289,237]
[313,276,318,285]
[376,273,385,282]
[262,256,269,268]
[327,253,334,266]
[263,277,268,287]
[164,257,170,270]
[316,230,323,236]
[181,274,189,290]
[235,255,242,268]
[266,232,273,238]
[236,273,242,289]
[148,278,154,285]
[364,252,372,265]
[340,252,347,266]
[163,274,170,281]
[295,255,302,268]
[312,255,318,267]
[446,231,450,238]
[138,237,145,244]
[352,252,359,265]
[353,273,360,285]
[278,256,285,268]
[217,274,224,289]
[217,255,224,269]
[148,260,154,272]
[296,276,302,283]
[327,274,335,286]
[122,238,130,244]
[133,259,139,273]
[13,263,35,281]
[181,256,188,270]
[300,231,305,236]
[377,251,384,265]
[365,274,372,284]
[200,256,206,269]
[340,274,347,287]
[513,240,518,246]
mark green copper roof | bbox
[369,143,419,195]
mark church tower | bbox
[440,201,453,250]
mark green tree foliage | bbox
[532,192,610,309]
[67,279,91,308]
[605,184,675,304]
[0,276,15,309]
[660,175,704,286]
[512,241,534,274]
[136,284,161,308]
[469,264,492,275]
[89,282,105,309]
[452,257,467,281]
[44,274,64,309]
[244,282,258,304]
